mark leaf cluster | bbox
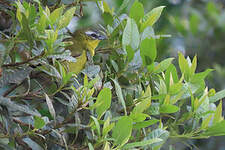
[0,0,225,150]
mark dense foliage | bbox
[0,0,225,150]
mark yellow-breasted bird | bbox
[63,29,106,74]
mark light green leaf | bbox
[159,104,179,114]
[132,98,151,114]
[190,69,214,83]
[140,6,165,32]
[201,114,213,129]
[122,18,140,50]
[190,55,197,75]
[88,143,94,150]
[122,138,162,149]
[209,89,225,103]
[103,117,114,137]
[130,113,149,122]
[169,82,183,95]
[144,128,169,149]
[112,116,133,146]
[153,58,174,74]
[202,120,225,136]
[140,38,157,70]
[49,6,64,26]
[178,52,190,81]
[129,0,144,23]
[112,79,127,115]
[58,7,76,29]
[126,45,135,62]
[103,142,111,150]
[95,88,112,119]
[90,116,101,136]
[102,1,112,14]
[34,116,45,129]
[212,100,223,125]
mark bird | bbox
[62,29,106,74]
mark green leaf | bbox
[190,69,214,83]
[126,45,135,62]
[34,116,45,129]
[132,98,151,114]
[129,0,144,23]
[49,6,64,26]
[112,79,127,115]
[117,0,129,14]
[165,64,179,89]
[133,119,159,129]
[140,6,165,32]
[201,114,213,129]
[122,138,162,149]
[130,113,149,122]
[88,143,94,150]
[202,120,225,136]
[90,116,101,136]
[160,104,179,114]
[95,88,112,119]
[102,12,113,26]
[102,1,112,14]
[209,89,225,103]
[153,58,174,74]
[212,100,223,125]
[178,52,190,81]
[58,7,76,29]
[19,13,34,48]
[169,83,182,95]
[122,18,140,50]
[112,116,133,146]
[45,93,56,119]
[140,38,157,70]
[103,117,115,137]
[190,55,197,75]
[144,128,169,149]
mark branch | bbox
[2,51,45,67]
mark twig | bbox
[2,51,45,67]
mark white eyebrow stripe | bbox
[85,31,96,35]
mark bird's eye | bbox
[90,33,98,38]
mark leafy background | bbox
[0,0,225,149]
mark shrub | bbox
[0,0,225,149]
